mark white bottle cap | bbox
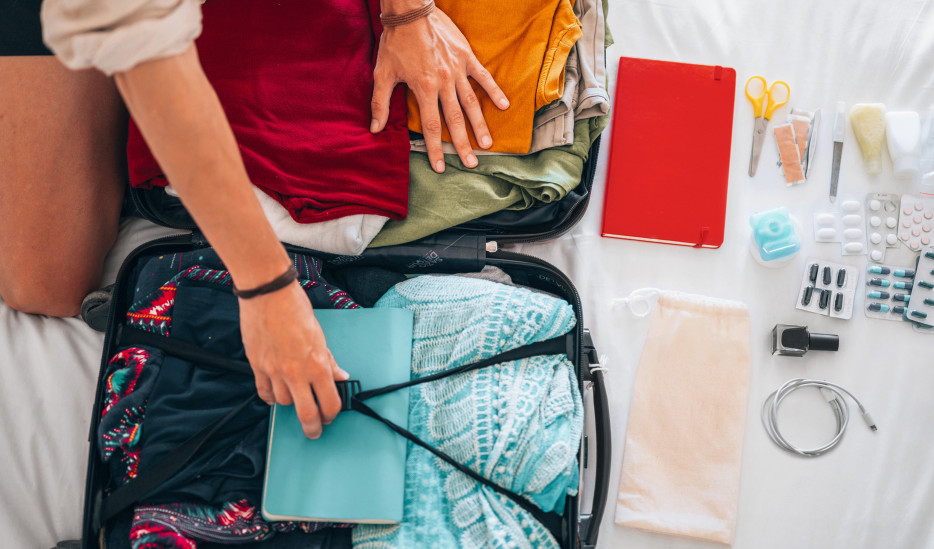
[894,154,920,177]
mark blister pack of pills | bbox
[796,258,858,319]
[865,193,901,263]
[863,263,916,321]
[904,249,934,327]
[897,195,934,252]
[813,199,868,255]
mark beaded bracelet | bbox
[379,1,435,27]
[232,265,298,299]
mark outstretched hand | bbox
[239,281,350,439]
[369,6,509,173]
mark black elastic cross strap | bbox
[98,396,256,525]
[354,334,572,401]
[100,327,575,540]
[119,327,253,377]
[347,332,574,540]
[118,328,360,411]
[350,399,562,537]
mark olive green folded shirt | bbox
[370,115,607,248]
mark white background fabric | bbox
[2,1,934,547]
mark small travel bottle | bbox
[886,111,921,179]
[771,324,839,357]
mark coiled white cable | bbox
[761,378,877,457]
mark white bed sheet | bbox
[3,0,934,547]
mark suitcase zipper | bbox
[485,249,585,369]
[458,135,602,245]
[96,231,195,430]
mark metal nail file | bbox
[829,101,846,203]
[802,109,821,178]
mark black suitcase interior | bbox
[73,138,611,549]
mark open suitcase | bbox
[60,113,610,549]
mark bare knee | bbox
[0,266,97,317]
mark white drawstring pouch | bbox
[614,290,751,545]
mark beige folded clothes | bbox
[615,292,751,545]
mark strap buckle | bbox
[336,379,362,411]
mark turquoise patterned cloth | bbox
[356,275,583,548]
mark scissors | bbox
[745,76,790,177]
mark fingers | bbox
[330,352,350,381]
[440,86,477,168]
[456,77,492,150]
[310,366,342,429]
[417,93,447,174]
[288,381,323,439]
[272,378,293,406]
[270,361,341,439]
[255,372,275,405]
[468,56,509,111]
[370,67,396,134]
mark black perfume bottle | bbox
[771,324,839,357]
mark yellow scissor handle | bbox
[745,76,791,120]
[745,76,768,118]
[764,80,790,120]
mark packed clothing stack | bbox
[375,0,612,246]
[123,0,611,254]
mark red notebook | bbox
[601,57,736,248]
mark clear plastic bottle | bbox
[921,106,934,180]
[885,111,921,179]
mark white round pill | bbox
[871,250,884,261]
[842,214,862,226]
[886,234,898,245]
[844,228,863,240]
[886,217,898,228]
[870,216,882,227]
[844,242,864,254]
[817,228,837,240]
[816,213,836,226]
[843,200,861,212]
[870,233,883,244]
[869,199,882,211]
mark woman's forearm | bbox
[113,45,344,439]
[114,45,291,288]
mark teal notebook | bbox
[262,307,414,523]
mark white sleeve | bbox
[40,0,203,76]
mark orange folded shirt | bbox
[407,0,581,153]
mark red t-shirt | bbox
[127,0,410,223]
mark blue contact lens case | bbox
[750,207,801,261]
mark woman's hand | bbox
[239,281,349,439]
[369,4,509,174]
